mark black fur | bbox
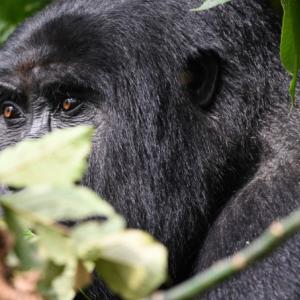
[0,0,299,299]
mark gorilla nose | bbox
[26,124,51,140]
[26,112,52,139]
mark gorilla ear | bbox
[181,51,219,108]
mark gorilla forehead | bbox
[0,1,189,94]
[0,0,279,78]
[0,16,112,75]
[2,0,232,74]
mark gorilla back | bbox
[0,0,299,299]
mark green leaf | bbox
[1,194,73,265]
[2,206,38,270]
[40,260,90,300]
[0,186,121,223]
[192,0,232,11]
[280,0,300,102]
[0,124,167,299]
[36,224,74,266]
[83,230,168,299]
[0,184,167,299]
[38,252,91,300]
[0,186,96,300]
[0,184,125,277]
[0,184,125,266]
[38,262,65,300]
[24,229,37,241]
[0,126,93,187]
[71,219,126,255]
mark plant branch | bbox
[145,207,300,300]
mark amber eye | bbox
[62,98,80,112]
[2,105,16,119]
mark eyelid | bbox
[1,100,22,110]
[0,89,26,106]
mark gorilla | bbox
[0,0,299,299]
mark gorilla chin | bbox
[0,1,299,299]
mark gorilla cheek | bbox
[82,120,109,193]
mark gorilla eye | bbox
[2,104,19,119]
[62,98,81,112]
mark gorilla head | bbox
[0,1,299,299]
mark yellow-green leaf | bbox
[0,126,93,187]
[2,207,37,270]
[280,0,300,102]
[81,230,168,299]
[0,186,120,222]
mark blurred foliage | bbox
[0,0,50,43]
[0,127,168,300]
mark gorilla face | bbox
[0,0,273,266]
[0,38,109,147]
[0,2,227,282]
[0,71,105,145]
